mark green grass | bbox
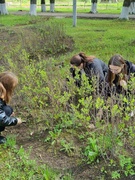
[7,1,123,14]
[0,135,73,180]
[53,18,135,64]
[2,14,134,62]
[0,15,34,26]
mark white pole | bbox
[73,0,77,27]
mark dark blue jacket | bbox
[84,58,108,82]
[70,58,108,91]
[126,60,135,75]
[0,99,17,127]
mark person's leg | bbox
[0,135,6,144]
[0,127,6,144]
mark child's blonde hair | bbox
[0,72,18,103]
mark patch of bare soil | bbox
[3,124,100,180]
[0,19,74,64]
[3,123,135,180]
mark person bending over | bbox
[70,52,108,93]
[106,54,135,95]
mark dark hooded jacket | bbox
[84,58,108,82]
[0,99,17,132]
[70,58,108,88]
[125,60,135,75]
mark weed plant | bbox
[1,15,135,179]
[0,137,66,180]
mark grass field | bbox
[6,0,123,14]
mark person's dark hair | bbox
[106,54,128,86]
[0,71,18,103]
[70,52,95,68]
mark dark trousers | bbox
[0,126,5,132]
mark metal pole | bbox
[73,0,77,27]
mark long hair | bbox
[0,72,18,103]
[106,54,127,86]
[70,52,95,68]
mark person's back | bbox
[125,60,135,75]
[85,58,108,82]
[69,52,108,92]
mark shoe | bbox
[0,136,6,144]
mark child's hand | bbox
[120,80,127,90]
[11,112,15,116]
[17,118,22,125]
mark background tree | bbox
[50,0,55,12]
[0,0,8,14]
[30,0,37,15]
[129,0,135,14]
[89,0,98,14]
[119,0,131,19]
[41,0,46,12]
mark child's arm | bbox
[0,109,22,127]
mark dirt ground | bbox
[3,124,89,179]
[11,10,135,20]
[2,124,135,180]
[2,124,106,180]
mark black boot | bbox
[0,136,6,144]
